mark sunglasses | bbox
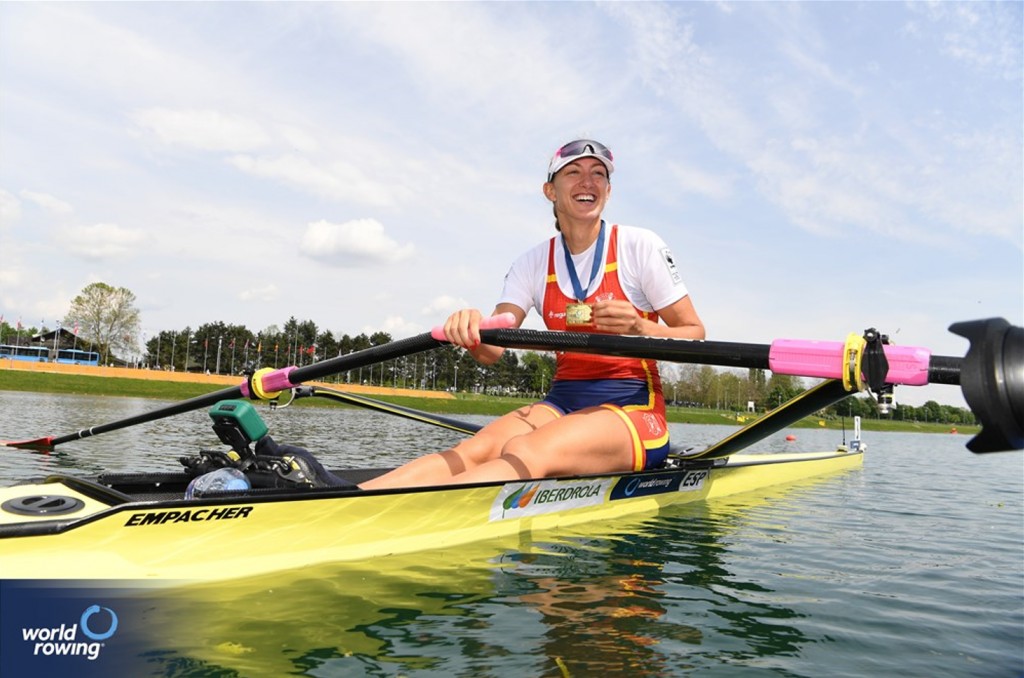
[548,139,614,181]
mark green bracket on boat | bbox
[209,400,269,457]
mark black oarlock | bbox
[950,317,1024,453]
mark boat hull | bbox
[0,449,862,582]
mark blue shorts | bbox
[540,379,671,470]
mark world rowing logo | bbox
[19,604,118,661]
[81,605,118,641]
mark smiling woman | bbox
[361,139,706,491]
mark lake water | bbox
[1,391,1021,677]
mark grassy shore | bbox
[0,368,975,436]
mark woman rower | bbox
[361,139,705,489]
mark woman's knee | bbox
[499,436,546,477]
[453,434,504,466]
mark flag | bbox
[244,339,249,350]
[16,318,22,330]
[257,342,262,353]
[74,322,79,336]
[230,339,235,349]
[204,338,208,349]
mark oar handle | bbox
[429,312,517,341]
[240,313,518,398]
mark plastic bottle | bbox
[185,468,251,499]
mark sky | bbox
[0,2,1020,408]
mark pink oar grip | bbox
[769,340,932,386]
[430,312,517,341]
[239,365,299,398]
[259,365,299,393]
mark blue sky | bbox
[1,2,1020,407]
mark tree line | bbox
[2,282,977,425]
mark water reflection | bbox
[128,476,835,677]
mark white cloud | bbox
[229,154,395,207]
[0,265,20,289]
[279,125,319,154]
[19,190,73,215]
[330,3,613,123]
[133,108,271,152]
[906,2,1023,79]
[377,315,422,338]
[62,223,147,260]
[668,162,735,200]
[421,295,471,317]
[239,284,280,303]
[0,190,21,225]
[299,218,414,266]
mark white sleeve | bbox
[618,225,689,312]
[497,241,548,315]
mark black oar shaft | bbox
[479,329,772,370]
[927,356,963,386]
[50,385,245,446]
[479,328,962,385]
[291,333,442,384]
[305,386,482,436]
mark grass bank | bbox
[0,369,975,436]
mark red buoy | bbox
[785,434,796,442]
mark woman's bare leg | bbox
[418,406,636,486]
[359,404,558,489]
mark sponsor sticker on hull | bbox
[608,469,709,501]
[491,478,614,521]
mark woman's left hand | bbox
[592,299,647,335]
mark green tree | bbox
[65,282,141,364]
[519,351,556,395]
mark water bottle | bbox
[185,468,251,499]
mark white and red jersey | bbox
[498,223,689,384]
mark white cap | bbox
[547,139,614,181]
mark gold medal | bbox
[565,302,593,326]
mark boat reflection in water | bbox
[138,470,846,677]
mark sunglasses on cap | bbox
[547,139,614,181]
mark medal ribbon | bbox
[562,221,606,302]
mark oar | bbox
[478,317,1023,453]
[692,379,853,459]
[2,314,516,450]
[294,385,483,436]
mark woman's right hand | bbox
[443,309,485,349]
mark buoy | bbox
[785,434,796,442]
